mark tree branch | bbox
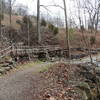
[40,4,64,10]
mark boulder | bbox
[77,64,99,83]
[95,67,100,73]
[0,63,9,67]
[81,71,96,83]
[95,67,100,76]
[0,68,7,74]
[77,64,93,72]
[4,67,11,71]
[75,82,95,100]
[9,65,14,69]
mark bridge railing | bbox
[0,45,62,58]
[0,46,12,58]
[14,45,61,52]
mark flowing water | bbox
[64,53,100,65]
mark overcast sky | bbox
[15,0,74,18]
[14,0,98,28]
[14,0,81,27]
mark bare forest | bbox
[0,0,100,100]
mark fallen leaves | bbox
[39,63,82,100]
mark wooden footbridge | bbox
[0,45,68,61]
[0,44,99,61]
[0,45,68,74]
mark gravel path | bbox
[0,62,52,100]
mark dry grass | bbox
[16,61,43,71]
[2,14,23,29]
[2,14,100,48]
[57,28,100,48]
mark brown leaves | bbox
[39,63,81,100]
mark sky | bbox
[14,0,82,27]
[15,0,72,19]
[13,0,98,28]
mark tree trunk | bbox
[37,0,41,44]
[27,16,30,46]
[9,0,12,26]
[0,0,2,41]
[0,16,1,41]
[63,0,70,59]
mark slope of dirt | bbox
[2,14,23,29]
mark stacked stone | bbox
[0,61,16,75]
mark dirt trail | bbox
[0,62,52,100]
[0,57,96,100]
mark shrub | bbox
[80,25,85,32]
[16,20,21,25]
[0,14,4,20]
[69,28,75,33]
[48,23,59,35]
[69,28,75,40]
[53,27,59,35]
[41,19,47,26]
[23,16,32,27]
[48,23,55,30]
[90,36,95,45]
[14,13,18,16]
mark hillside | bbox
[1,14,37,29]
[1,14,58,46]
[1,14,23,29]
[2,14,100,48]
[57,28,100,48]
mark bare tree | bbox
[0,0,4,41]
[9,0,12,25]
[0,0,2,40]
[84,0,100,32]
[75,0,94,63]
[37,0,41,44]
[76,0,82,29]
[63,0,70,58]
[8,0,16,25]
[13,4,28,16]
[40,1,70,58]
[27,16,30,46]
[6,0,16,43]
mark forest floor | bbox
[0,61,83,100]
